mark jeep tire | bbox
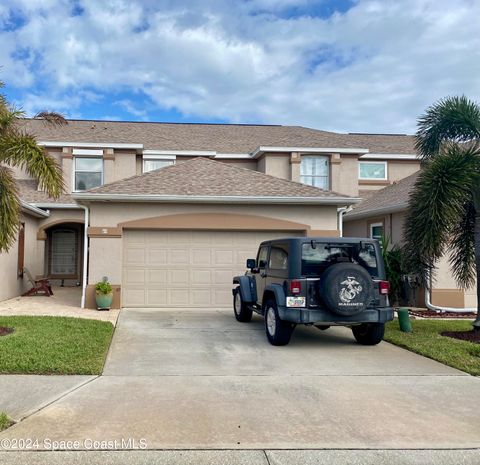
[319,262,374,316]
[352,323,385,345]
[264,299,294,346]
[233,287,253,322]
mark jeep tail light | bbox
[290,280,301,295]
[379,281,390,295]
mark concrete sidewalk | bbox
[0,449,479,465]
[0,376,96,422]
[0,287,119,325]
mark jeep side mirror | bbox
[246,258,256,269]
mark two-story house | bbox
[1,119,421,309]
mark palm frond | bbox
[34,111,67,126]
[0,166,20,252]
[415,95,480,160]
[449,200,476,288]
[403,143,480,283]
[0,132,64,197]
[0,107,25,134]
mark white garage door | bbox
[122,229,297,308]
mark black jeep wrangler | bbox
[232,237,394,346]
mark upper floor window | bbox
[359,161,387,180]
[300,156,329,189]
[74,157,103,191]
[143,159,174,173]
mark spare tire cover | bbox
[319,262,374,316]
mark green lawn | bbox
[0,316,114,375]
[0,413,13,432]
[384,319,480,376]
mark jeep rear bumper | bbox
[277,306,394,324]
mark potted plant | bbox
[95,276,113,310]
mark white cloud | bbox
[1,0,479,132]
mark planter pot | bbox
[95,291,113,310]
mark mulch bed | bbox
[0,327,14,337]
[441,330,480,344]
[408,309,476,319]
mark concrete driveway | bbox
[1,308,480,451]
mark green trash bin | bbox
[397,308,412,332]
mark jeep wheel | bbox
[233,288,253,322]
[352,323,385,345]
[319,262,374,316]
[264,300,294,346]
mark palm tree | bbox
[404,96,480,329]
[0,80,65,252]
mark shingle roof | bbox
[20,119,416,155]
[16,179,75,204]
[80,157,355,202]
[345,171,420,220]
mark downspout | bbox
[425,271,476,313]
[79,205,89,309]
[337,206,350,237]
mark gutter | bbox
[38,141,143,151]
[343,203,409,221]
[72,193,362,206]
[337,206,351,237]
[20,201,50,218]
[79,205,89,309]
[29,203,82,209]
[251,146,369,158]
[360,153,418,160]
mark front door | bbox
[50,229,78,277]
[255,245,269,306]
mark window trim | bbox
[73,156,104,192]
[369,222,384,240]
[359,161,388,181]
[300,155,330,189]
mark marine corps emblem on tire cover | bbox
[339,277,363,303]
[319,263,374,316]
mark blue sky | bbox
[1,0,479,133]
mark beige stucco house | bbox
[1,119,422,308]
[343,172,475,309]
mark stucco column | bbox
[103,148,115,184]
[290,152,301,182]
[330,153,342,192]
[62,147,73,192]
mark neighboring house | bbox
[0,119,421,308]
[343,172,474,309]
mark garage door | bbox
[122,230,297,308]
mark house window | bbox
[143,159,174,173]
[369,222,384,241]
[17,222,25,277]
[300,156,329,189]
[74,157,103,191]
[359,161,387,180]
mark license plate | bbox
[286,296,306,308]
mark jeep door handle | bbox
[260,272,266,278]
